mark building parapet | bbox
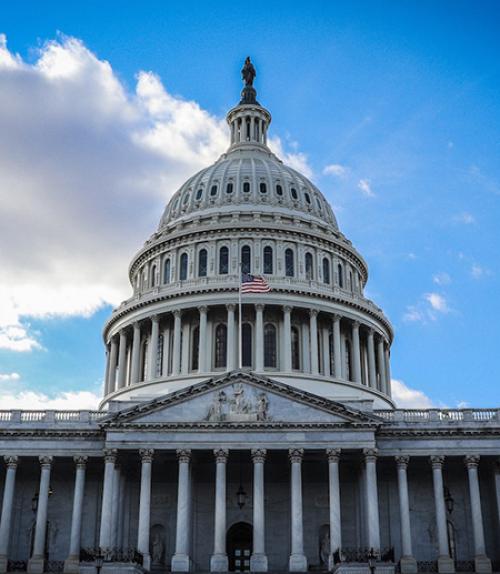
[375,408,500,423]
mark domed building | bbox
[0,60,499,574]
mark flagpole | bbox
[238,263,242,369]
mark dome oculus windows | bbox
[243,182,251,193]
[210,185,218,197]
[290,187,298,200]
[226,182,234,194]
[276,184,283,196]
[195,188,203,201]
[259,182,267,194]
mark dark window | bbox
[198,249,207,277]
[285,248,294,277]
[322,258,330,284]
[242,323,252,367]
[195,188,203,200]
[263,246,273,274]
[210,185,218,197]
[140,339,148,382]
[276,184,283,196]
[150,265,157,288]
[226,182,234,194]
[350,271,354,292]
[163,258,171,284]
[291,327,300,370]
[345,339,352,381]
[219,246,229,274]
[290,187,298,200]
[316,197,323,212]
[264,324,277,368]
[241,245,251,274]
[305,253,314,280]
[259,182,267,194]
[191,327,199,371]
[304,192,311,204]
[338,263,344,288]
[215,324,227,368]
[179,253,188,281]
[243,182,250,193]
[183,193,190,205]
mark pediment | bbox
[104,371,380,428]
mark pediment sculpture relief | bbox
[206,384,269,422]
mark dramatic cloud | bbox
[358,178,375,197]
[0,34,310,352]
[323,163,348,177]
[391,379,435,408]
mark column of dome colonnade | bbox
[1,451,495,573]
[102,304,392,399]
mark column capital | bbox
[367,327,375,337]
[39,455,53,468]
[352,320,360,329]
[255,303,265,312]
[251,448,267,463]
[288,448,304,463]
[139,448,154,463]
[103,448,118,463]
[73,455,88,469]
[332,313,341,322]
[214,448,229,463]
[283,305,293,314]
[3,455,19,469]
[198,305,208,314]
[464,454,480,468]
[173,309,182,318]
[226,303,236,312]
[309,308,318,318]
[176,448,192,463]
[133,321,141,330]
[430,454,445,468]
[326,448,341,462]
[150,314,160,323]
[395,455,410,468]
[363,448,378,461]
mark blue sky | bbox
[0,1,499,408]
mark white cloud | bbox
[0,389,101,410]
[0,372,20,382]
[358,178,375,197]
[453,212,476,225]
[391,378,435,409]
[403,292,451,323]
[432,272,451,286]
[323,163,348,177]
[0,34,310,352]
[471,264,491,279]
[425,292,450,313]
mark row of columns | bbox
[1,452,491,573]
[105,306,391,396]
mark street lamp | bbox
[444,486,455,514]
[236,484,247,509]
[95,549,104,574]
[367,548,377,574]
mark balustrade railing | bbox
[375,408,500,423]
[0,410,105,425]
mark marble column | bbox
[130,322,142,384]
[107,337,118,394]
[211,449,229,572]
[110,464,121,549]
[117,330,128,389]
[198,306,208,372]
[99,449,117,550]
[283,306,292,372]
[464,456,491,573]
[255,304,264,371]
[64,456,88,574]
[395,456,417,573]
[309,310,319,375]
[322,327,330,376]
[147,315,160,380]
[172,310,182,375]
[367,329,377,389]
[289,448,307,572]
[332,315,342,379]
[0,456,18,574]
[251,449,267,572]
[384,346,392,394]
[138,449,154,571]
[28,456,53,574]
[363,449,380,553]
[301,322,310,373]
[227,304,236,370]
[172,449,192,572]
[377,337,387,393]
[326,449,341,570]
[351,321,362,384]
[430,456,454,573]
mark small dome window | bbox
[226,182,234,194]
[183,192,190,206]
[195,188,203,200]
[276,184,283,196]
[316,197,323,212]
[243,182,251,193]
[259,182,267,194]
[173,197,180,210]
[290,187,298,200]
[210,185,218,197]
[304,192,311,204]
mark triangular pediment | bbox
[103,371,381,428]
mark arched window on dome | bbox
[276,184,283,197]
[198,249,207,278]
[337,262,344,288]
[285,248,295,277]
[242,323,252,367]
[195,188,203,201]
[179,253,188,281]
[163,258,171,284]
[264,323,277,368]
[290,187,298,200]
[150,265,157,288]
[183,192,190,206]
[263,246,273,274]
[226,182,234,194]
[316,197,323,213]
[243,181,251,194]
[291,326,301,370]
[241,245,251,274]
[260,182,267,194]
[304,192,311,204]
[191,326,199,371]
[219,246,229,274]
[214,323,227,369]
[322,258,330,284]
[305,252,314,280]
[210,185,218,197]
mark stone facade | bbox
[0,63,499,574]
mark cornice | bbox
[377,427,500,438]
[0,429,103,438]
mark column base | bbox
[63,556,80,573]
[142,552,151,571]
[474,555,492,573]
[0,555,7,574]
[400,556,418,574]
[250,553,268,572]
[210,553,228,572]
[289,553,308,572]
[171,553,192,572]
[27,556,45,574]
[437,555,455,573]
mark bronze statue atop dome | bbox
[241,56,256,87]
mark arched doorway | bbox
[227,522,253,572]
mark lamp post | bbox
[367,547,377,574]
[95,549,104,574]
[444,486,455,514]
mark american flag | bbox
[241,273,271,293]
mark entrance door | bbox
[227,522,253,572]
